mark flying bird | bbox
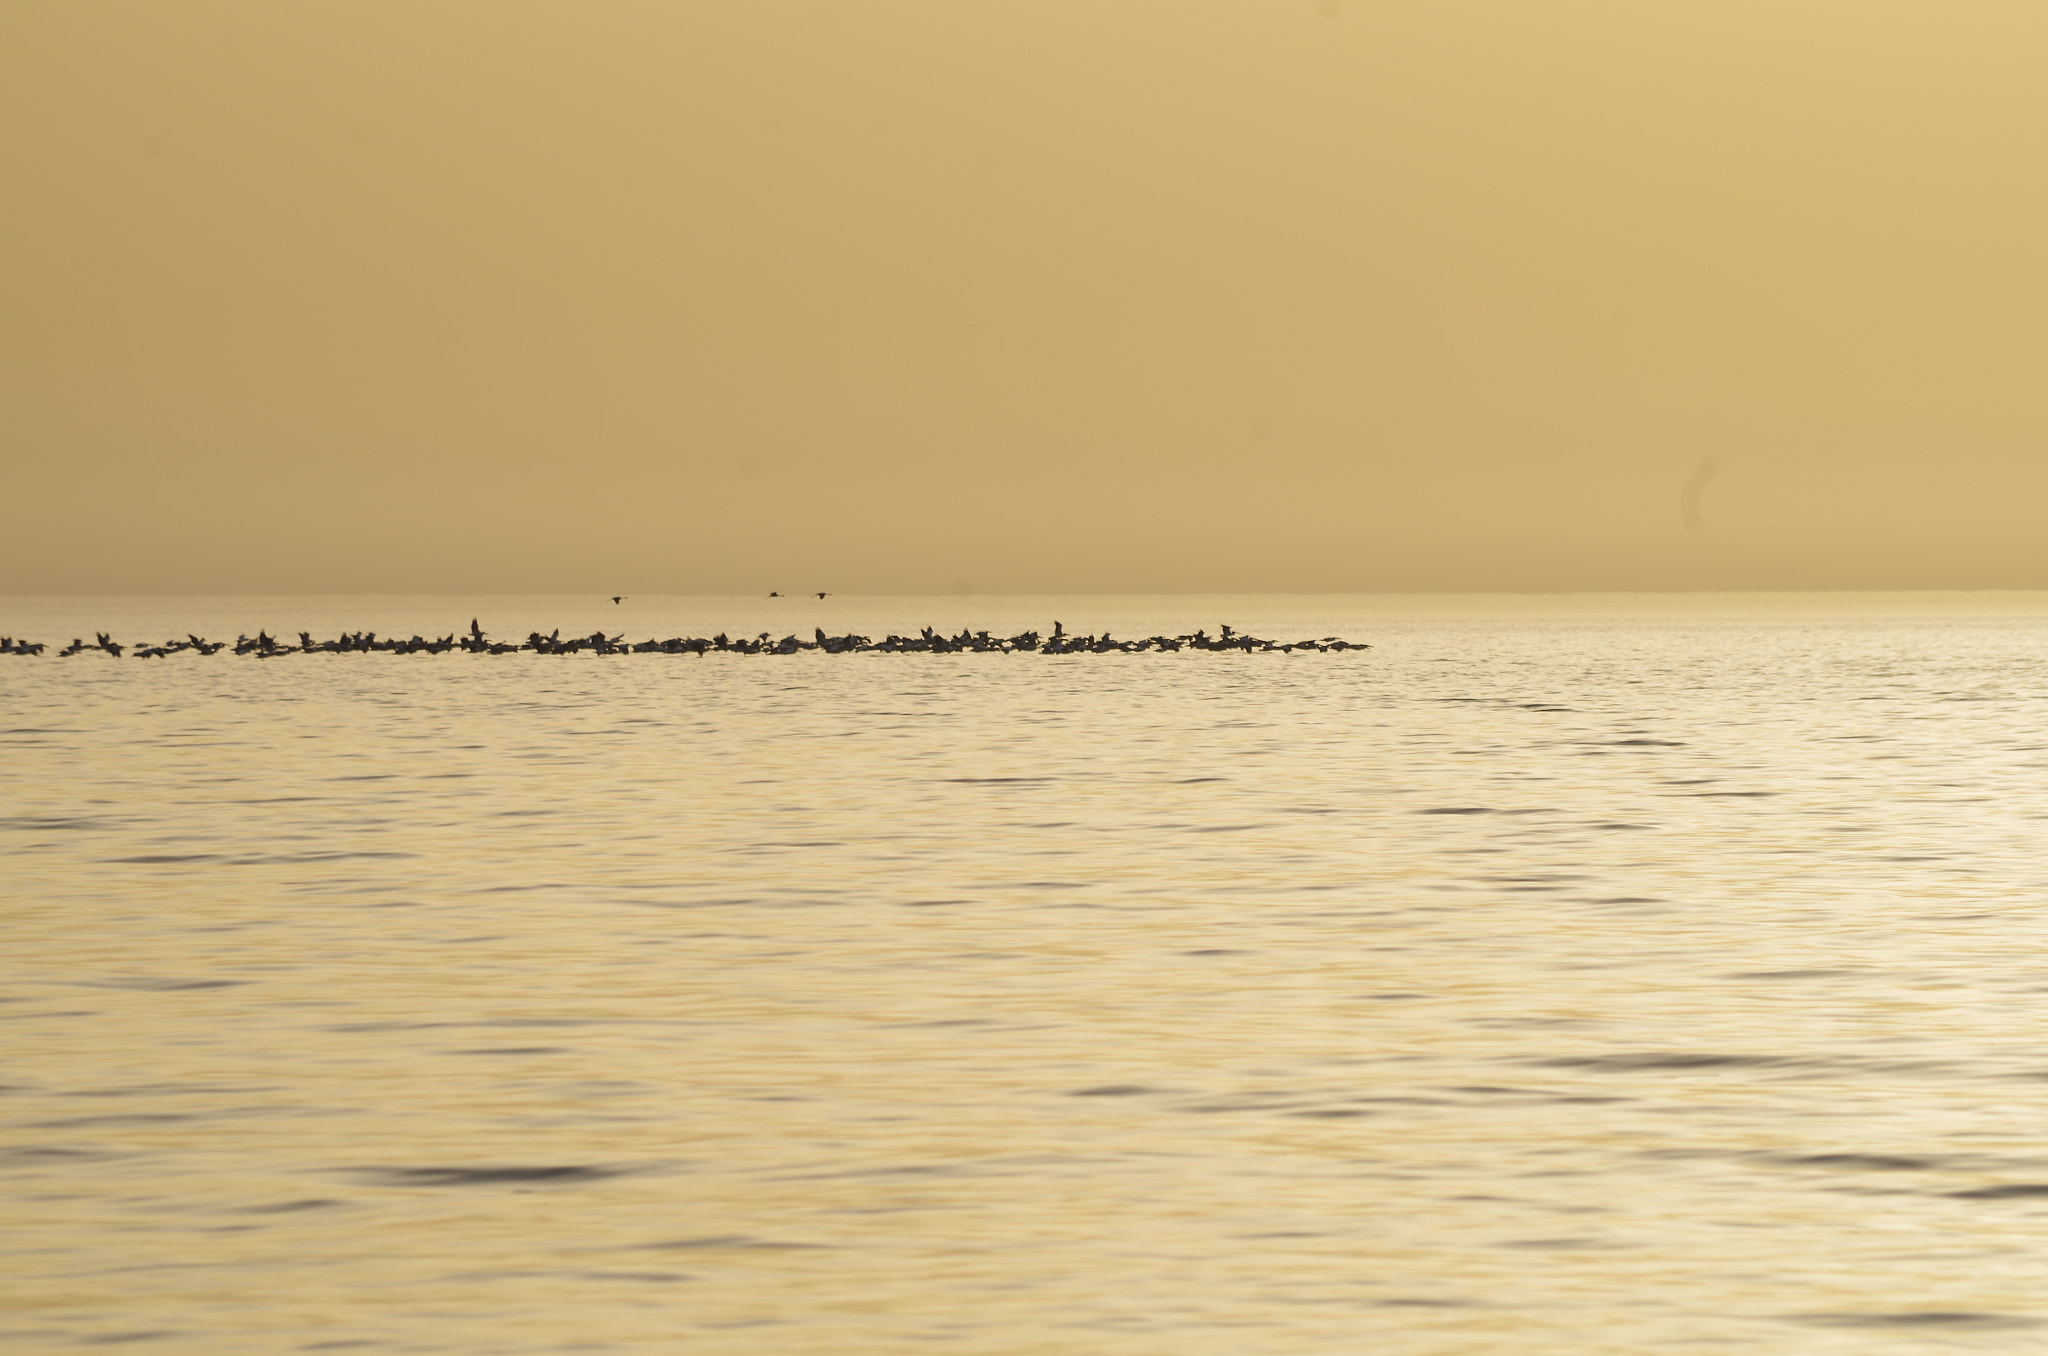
[816,592,828,600]
[610,596,625,605]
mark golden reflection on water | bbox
[7,595,2048,1352]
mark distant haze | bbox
[6,1,2046,594]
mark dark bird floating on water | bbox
[768,591,781,598]
[816,592,828,599]
[4,623,1369,660]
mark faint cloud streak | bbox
[1680,455,1722,534]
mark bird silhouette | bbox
[815,592,828,599]
[610,596,625,605]
[768,591,781,598]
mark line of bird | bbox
[1,621,1368,658]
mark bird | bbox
[815,592,828,599]
[768,591,781,598]
[610,596,625,605]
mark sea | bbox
[6,592,2048,1354]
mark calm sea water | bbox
[8,593,2048,1354]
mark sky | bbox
[5,1,2046,594]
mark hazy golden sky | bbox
[5,1,2046,593]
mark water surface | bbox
[7,593,2048,1353]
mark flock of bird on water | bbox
[1,599,1369,660]
[2,623,1367,659]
